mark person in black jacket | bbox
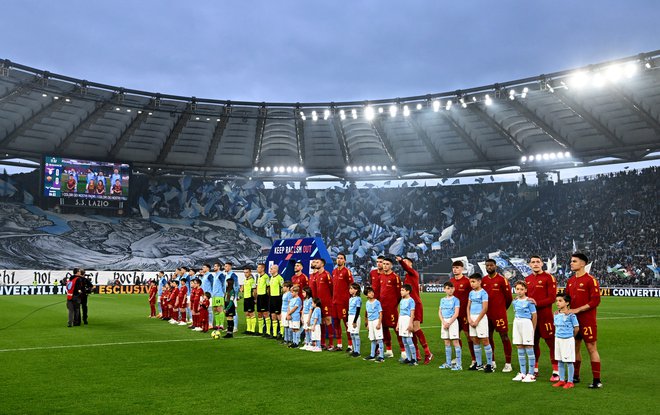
[79,269,94,325]
[66,268,84,327]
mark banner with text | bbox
[0,270,160,286]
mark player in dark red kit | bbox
[449,260,477,365]
[168,280,180,324]
[177,277,189,325]
[370,256,384,298]
[379,257,405,358]
[199,292,211,333]
[148,280,157,317]
[290,260,309,292]
[526,255,559,380]
[566,252,602,388]
[331,253,354,352]
[189,278,203,330]
[314,258,334,349]
[481,258,513,372]
[396,256,433,364]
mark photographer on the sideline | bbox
[79,269,94,325]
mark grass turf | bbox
[0,293,658,414]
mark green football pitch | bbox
[0,294,657,414]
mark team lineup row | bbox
[147,253,603,388]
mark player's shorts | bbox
[321,302,334,318]
[333,303,348,320]
[487,314,509,333]
[225,303,236,317]
[536,310,555,338]
[243,297,255,312]
[212,297,225,308]
[441,319,460,340]
[554,337,576,362]
[513,317,534,345]
[289,320,300,330]
[368,319,384,341]
[398,315,413,338]
[303,315,310,330]
[575,318,597,342]
[178,298,188,309]
[311,325,321,341]
[347,314,361,334]
[269,296,282,314]
[468,314,489,338]
[257,295,269,312]
[381,306,398,328]
[282,312,289,328]
[413,300,423,323]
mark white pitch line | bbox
[0,337,215,353]
[599,315,659,320]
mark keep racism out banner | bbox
[0,269,160,286]
[422,284,660,298]
[0,284,149,296]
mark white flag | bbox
[546,256,557,274]
[439,224,455,243]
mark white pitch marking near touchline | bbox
[0,337,219,353]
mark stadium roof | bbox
[0,50,659,180]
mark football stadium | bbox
[0,3,658,414]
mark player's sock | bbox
[396,334,405,351]
[353,333,360,353]
[591,361,601,381]
[326,324,334,347]
[377,339,385,358]
[415,330,431,356]
[445,346,452,365]
[334,321,342,347]
[518,349,527,374]
[276,319,281,337]
[567,362,575,383]
[484,344,493,365]
[412,334,419,357]
[455,346,462,366]
[533,342,540,367]
[488,333,496,361]
[575,360,581,377]
[408,338,417,362]
[227,319,234,333]
[558,362,566,382]
[265,317,272,335]
[526,348,536,375]
[468,339,476,361]
[346,325,352,347]
[383,328,392,350]
[321,324,326,346]
[503,337,512,364]
[180,310,186,322]
[473,345,482,366]
[545,337,558,372]
[370,341,377,357]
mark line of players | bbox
[439,253,602,388]
[146,251,602,388]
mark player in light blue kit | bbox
[281,282,293,344]
[309,298,323,352]
[287,286,303,348]
[512,280,538,383]
[553,293,580,389]
[397,284,417,366]
[467,274,493,373]
[157,271,167,317]
[363,287,385,363]
[301,287,314,350]
[439,281,462,370]
[347,283,362,357]
[200,264,214,331]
